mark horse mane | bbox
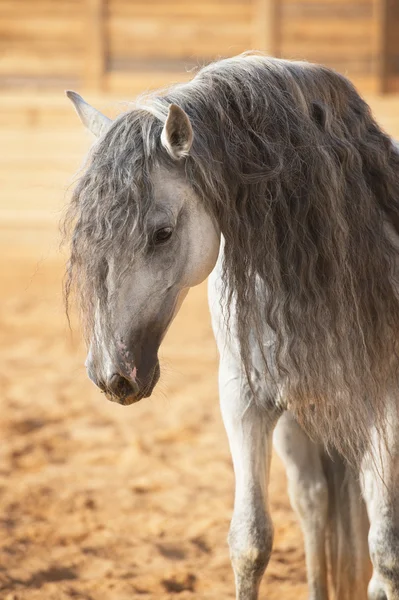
[65,53,399,463]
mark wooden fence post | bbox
[253,0,280,56]
[84,0,106,91]
[375,0,389,93]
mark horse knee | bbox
[369,526,399,593]
[228,514,273,583]
[230,543,271,584]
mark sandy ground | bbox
[1,92,399,600]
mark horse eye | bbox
[154,227,173,245]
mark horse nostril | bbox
[97,379,107,392]
[107,373,135,398]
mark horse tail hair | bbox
[324,452,371,600]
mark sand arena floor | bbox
[0,92,399,600]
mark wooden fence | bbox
[1,0,398,93]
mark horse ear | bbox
[66,90,112,137]
[161,104,193,159]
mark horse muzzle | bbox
[86,359,161,406]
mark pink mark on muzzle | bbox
[116,341,137,382]
[130,366,137,382]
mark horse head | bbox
[66,92,220,404]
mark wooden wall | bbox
[0,0,84,87]
[105,0,254,90]
[0,0,397,94]
[279,0,376,90]
[107,0,252,67]
[385,0,399,90]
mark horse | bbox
[64,53,399,600]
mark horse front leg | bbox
[274,412,329,600]
[360,399,399,600]
[219,359,279,600]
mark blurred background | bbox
[0,1,399,599]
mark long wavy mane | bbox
[65,53,399,462]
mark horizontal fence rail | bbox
[0,0,397,93]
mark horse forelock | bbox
[63,108,162,341]
[64,53,399,464]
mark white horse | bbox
[65,55,399,600]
